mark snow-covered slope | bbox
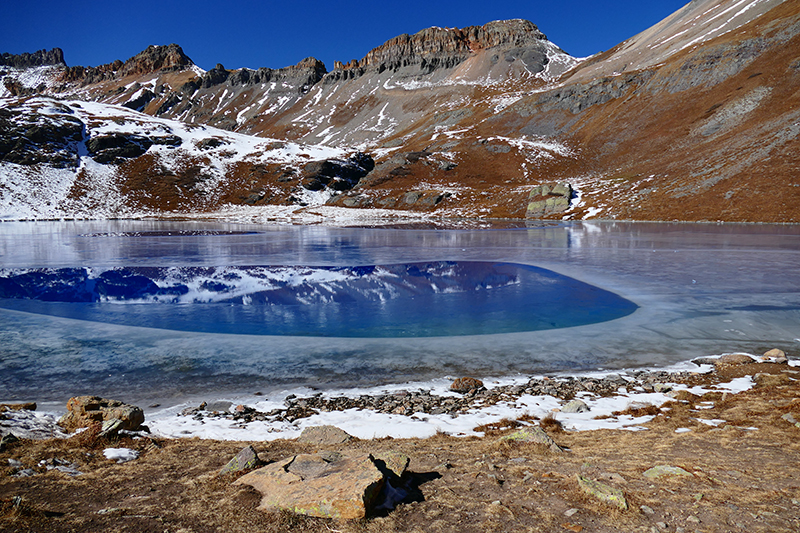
[0,97,346,219]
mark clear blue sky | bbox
[2,1,689,71]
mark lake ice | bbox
[1,220,799,410]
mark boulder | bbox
[450,377,484,393]
[297,425,354,445]
[499,425,564,453]
[235,452,390,519]
[642,465,693,479]
[219,445,261,476]
[561,399,590,413]
[526,182,574,218]
[576,475,628,510]
[58,396,144,432]
[715,353,756,367]
[763,348,788,364]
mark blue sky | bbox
[2,1,689,71]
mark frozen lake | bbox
[1,220,799,408]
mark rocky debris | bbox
[1,409,70,440]
[576,475,628,510]
[179,369,712,425]
[301,152,374,192]
[0,48,65,68]
[526,183,574,218]
[219,445,262,476]
[235,451,408,519]
[715,353,756,367]
[450,377,485,393]
[499,425,564,453]
[59,396,145,433]
[561,399,590,413]
[297,425,354,445]
[642,465,693,479]
[86,133,153,164]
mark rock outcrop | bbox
[58,396,145,432]
[355,19,551,73]
[0,48,65,67]
[526,183,574,218]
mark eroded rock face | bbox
[235,451,406,519]
[58,396,145,432]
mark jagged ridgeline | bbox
[1,0,799,222]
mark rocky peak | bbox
[355,19,548,72]
[0,48,66,68]
[118,44,193,77]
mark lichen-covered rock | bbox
[219,445,261,476]
[576,475,628,510]
[642,465,693,479]
[234,452,386,519]
[58,396,144,432]
[526,183,573,218]
[499,425,564,453]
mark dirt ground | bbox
[2,364,799,533]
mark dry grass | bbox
[2,375,800,532]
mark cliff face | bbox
[1,1,799,223]
[0,48,65,68]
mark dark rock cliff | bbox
[0,48,66,68]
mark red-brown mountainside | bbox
[0,0,798,222]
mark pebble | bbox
[564,508,579,517]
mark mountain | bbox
[1,0,799,222]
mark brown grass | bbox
[2,378,800,532]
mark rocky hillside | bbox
[1,0,798,222]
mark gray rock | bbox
[643,465,693,479]
[561,399,590,413]
[499,425,564,453]
[219,445,261,475]
[297,425,354,445]
[576,474,628,510]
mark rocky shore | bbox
[2,351,799,532]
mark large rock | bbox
[450,377,484,393]
[235,451,402,519]
[499,425,564,453]
[526,183,574,218]
[58,396,144,432]
[297,425,354,445]
[714,353,756,367]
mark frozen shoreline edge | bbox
[3,354,796,443]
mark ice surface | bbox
[1,220,798,415]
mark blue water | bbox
[0,262,637,337]
[1,220,798,405]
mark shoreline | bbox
[3,353,796,442]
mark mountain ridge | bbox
[1,0,798,223]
